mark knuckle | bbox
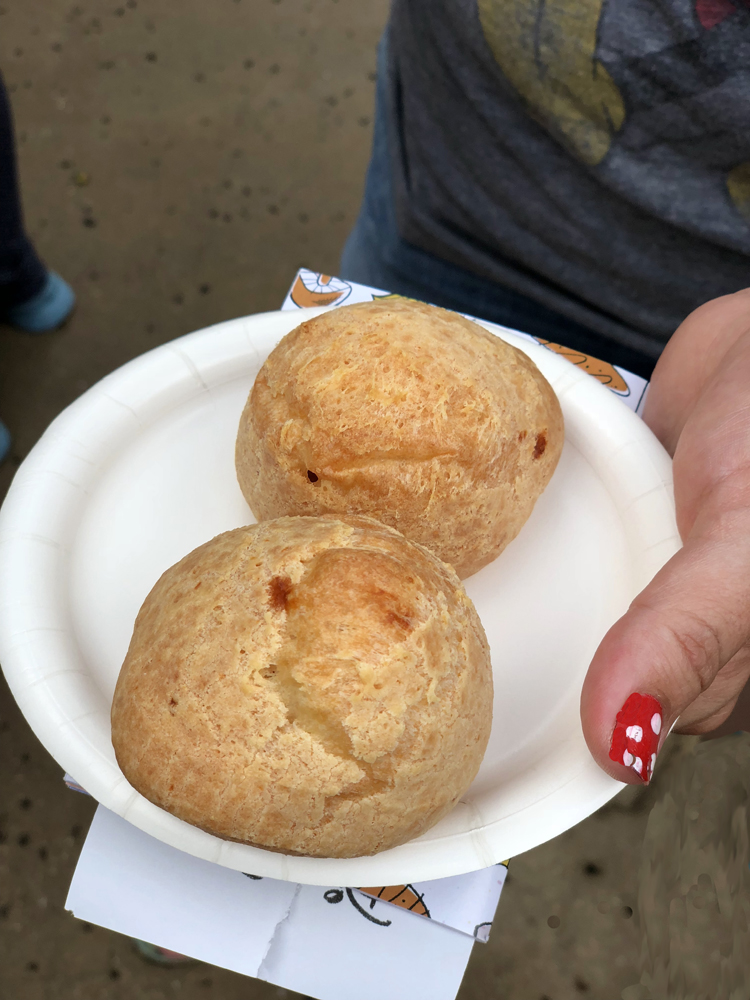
[665,610,723,694]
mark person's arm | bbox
[580,289,750,783]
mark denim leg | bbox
[0,70,46,310]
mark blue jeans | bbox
[340,36,658,382]
[0,70,46,311]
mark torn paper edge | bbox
[257,882,303,979]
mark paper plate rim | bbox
[0,307,679,884]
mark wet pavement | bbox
[1,4,748,999]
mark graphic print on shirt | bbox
[727,162,750,224]
[695,0,737,29]
[477,0,625,166]
[693,0,750,222]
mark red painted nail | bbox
[608,692,664,783]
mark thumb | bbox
[580,523,750,784]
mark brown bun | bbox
[236,299,564,578]
[110,515,493,858]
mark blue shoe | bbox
[0,420,11,464]
[4,271,75,333]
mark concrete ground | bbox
[1,3,749,999]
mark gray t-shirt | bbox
[387,0,750,357]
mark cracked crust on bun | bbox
[235,299,564,578]
[110,515,493,858]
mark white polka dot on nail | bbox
[651,713,661,735]
[633,756,643,774]
[625,725,643,742]
[650,753,656,771]
[623,750,634,766]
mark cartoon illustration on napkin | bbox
[245,878,397,927]
[359,884,431,917]
[324,888,394,926]
[535,338,630,395]
[290,269,352,309]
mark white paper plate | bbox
[0,308,679,885]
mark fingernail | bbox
[608,692,664,783]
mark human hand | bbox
[580,289,750,783]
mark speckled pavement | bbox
[1,4,748,999]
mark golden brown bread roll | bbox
[235,299,564,578]
[111,515,493,858]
